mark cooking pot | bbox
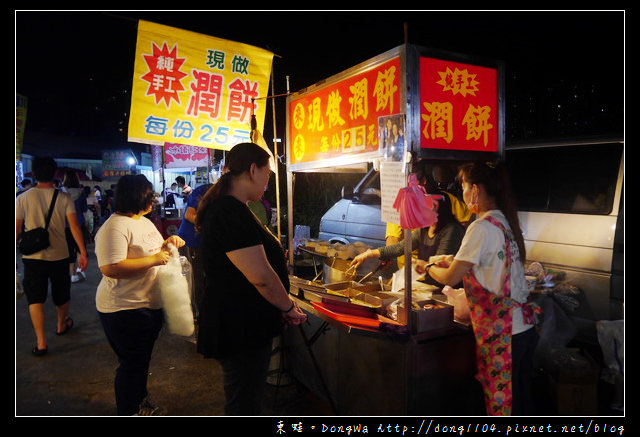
[322,257,379,284]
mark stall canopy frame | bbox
[285,43,505,333]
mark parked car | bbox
[505,137,624,323]
[318,167,386,248]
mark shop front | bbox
[282,43,504,415]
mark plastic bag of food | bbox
[442,285,471,324]
[157,245,195,336]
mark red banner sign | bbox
[163,143,211,168]
[419,57,498,152]
[288,57,401,165]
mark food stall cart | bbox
[149,143,217,239]
[283,43,504,415]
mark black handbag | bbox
[19,190,59,255]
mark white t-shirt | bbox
[454,210,532,334]
[95,214,165,313]
[16,187,75,261]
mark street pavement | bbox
[15,244,624,423]
[15,243,333,419]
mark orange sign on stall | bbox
[419,57,498,152]
[288,57,401,166]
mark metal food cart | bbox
[282,43,504,415]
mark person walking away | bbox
[85,186,101,240]
[61,169,87,282]
[94,174,185,416]
[93,185,102,203]
[195,142,307,415]
[427,160,541,416]
[16,157,88,356]
[177,182,212,321]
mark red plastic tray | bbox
[311,301,402,329]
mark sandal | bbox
[32,346,48,356]
[56,317,74,336]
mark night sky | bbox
[15,10,624,158]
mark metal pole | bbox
[286,75,295,266]
[270,65,282,241]
[403,160,413,334]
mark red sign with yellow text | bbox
[419,57,498,152]
[288,57,401,165]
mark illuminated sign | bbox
[288,57,401,165]
[419,57,498,152]
[102,150,136,178]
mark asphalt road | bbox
[15,243,332,420]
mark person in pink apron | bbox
[427,160,541,416]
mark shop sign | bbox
[163,143,211,168]
[102,150,134,178]
[419,57,498,152]
[288,57,401,166]
[128,20,274,151]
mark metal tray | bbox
[303,289,349,303]
[289,276,325,296]
[324,281,367,298]
[351,291,399,311]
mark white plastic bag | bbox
[157,245,195,336]
[442,285,471,324]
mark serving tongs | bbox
[343,262,358,278]
[357,261,387,284]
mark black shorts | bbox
[22,258,71,305]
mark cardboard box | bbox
[550,349,600,415]
[397,299,453,333]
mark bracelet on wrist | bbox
[282,301,295,313]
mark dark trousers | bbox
[218,340,273,416]
[98,308,163,415]
[512,327,539,415]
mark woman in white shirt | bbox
[95,174,184,416]
[426,161,540,416]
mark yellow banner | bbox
[128,20,274,151]
[16,93,28,160]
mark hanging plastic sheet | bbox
[392,173,438,229]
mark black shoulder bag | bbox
[19,190,59,255]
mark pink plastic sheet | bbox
[393,174,438,229]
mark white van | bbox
[505,138,624,322]
[318,167,386,248]
[318,138,624,323]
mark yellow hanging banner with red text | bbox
[128,20,274,151]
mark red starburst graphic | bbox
[140,42,189,107]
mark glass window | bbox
[506,142,622,215]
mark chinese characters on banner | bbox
[419,57,498,152]
[288,57,401,165]
[128,20,274,151]
[163,143,212,168]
